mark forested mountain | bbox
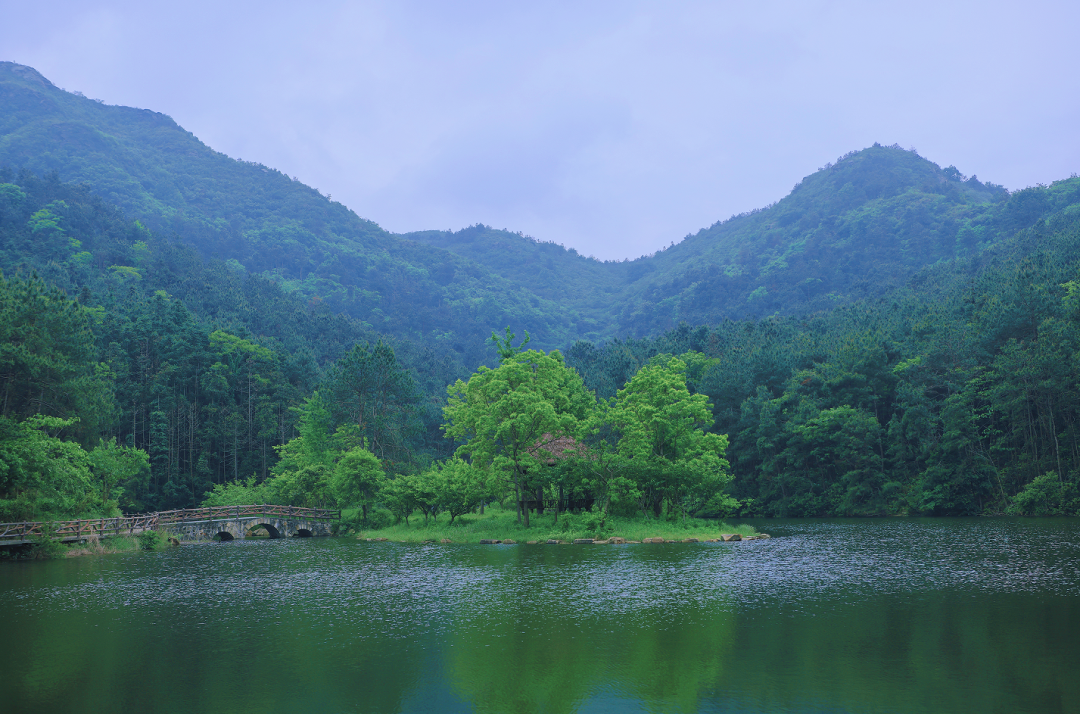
[4,61,1077,349]
[0,62,580,349]
[4,60,1080,521]
[565,204,1080,516]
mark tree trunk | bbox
[513,473,522,525]
[520,470,530,528]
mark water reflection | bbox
[1,519,1078,713]
[447,546,735,713]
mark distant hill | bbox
[0,62,579,352]
[3,61,1079,351]
[405,147,1079,335]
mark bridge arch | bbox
[253,523,281,539]
[214,531,234,541]
[156,505,340,541]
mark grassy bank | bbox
[1,530,176,560]
[346,504,759,543]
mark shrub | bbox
[367,507,394,530]
[29,534,67,559]
[1007,472,1080,516]
[582,509,612,537]
[138,529,165,550]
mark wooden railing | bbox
[0,514,161,543]
[0,505,341,544]
[155,504,340,524]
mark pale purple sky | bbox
[3,1,1078,260]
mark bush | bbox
[1007,472,1080,516]
[367,507,394,530]
[28,534,67,559]
[582,509,612,537]
[138,529,165,550]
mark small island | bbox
[348,503,761,544]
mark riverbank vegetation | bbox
[1,528,173,560]
[203,333,737,529]
[4,143,1080,522]
[344,502,758,543]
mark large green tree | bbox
[605,354,732,518]
[443,348,593,527]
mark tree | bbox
[331,445,385,523]
[573,402,639,517]
[381,474,420,526]
[0,271,114,445]
[0,415,97,521]
[408,469,441,524]
[606,354,731,518]
[433,458,489,525]
[443,348,593,527]
[490,326,530,362]
[87,437,150,506]
[324,341,420,462]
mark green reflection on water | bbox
[447,551,734,713]
[1,520,1078,714]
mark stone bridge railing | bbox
[0,505,341,546]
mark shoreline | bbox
[346,507,760,544]
[361,533,770,544]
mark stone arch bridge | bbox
[159,505,339,541]
[0,505,339,546]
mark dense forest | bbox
[3,61,1080,523]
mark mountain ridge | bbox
[3,61,1078,350]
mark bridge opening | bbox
[214,531,234,542]
[294,529,313,538]
[254,523,281,539]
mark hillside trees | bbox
[0,173,483,513]
[0,271,114,443]
[568,210,1080,516]
[0,272,149,520]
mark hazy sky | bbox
[3,1,1078,259]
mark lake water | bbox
[1,518,1077,713]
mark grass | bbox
[63,535,143,557]
[345,504,760,543]
[29,530,177,558]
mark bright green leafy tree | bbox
[443,348,593,527]
[606,354,732,518]
[331,445,385,523]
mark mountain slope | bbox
[0,62,588,349]
[402,149,1080,336]
[3,62,1079,349]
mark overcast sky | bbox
[3,1,1078,260]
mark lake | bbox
[1,518,1077,713]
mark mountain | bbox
[408,148,1080,336]
[3,61,1079,353]
[0,62,580,351]
[6,61,1080,518]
